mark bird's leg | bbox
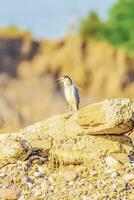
[67,102,74,115]
[73,104,78,112]
[71,100,78,112]
[68,103,72,112]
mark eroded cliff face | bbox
[0,37,39,76]
[1,35,134,93]
[17,36,134,97]
[0,35,134,131]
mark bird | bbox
[56,75,80,111]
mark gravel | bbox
[0,157,133,200]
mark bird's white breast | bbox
[64,85,74,102]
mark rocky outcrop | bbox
[0,98,134,169]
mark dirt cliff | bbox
[0,37,39,76]
[17,36,134,98]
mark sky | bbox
[0,0,116,39]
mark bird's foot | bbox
[63,111,73,119]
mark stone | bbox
[63,171,78,181]
[38,165,49,175]
[34,188,42,197]
[90,170,97,176]
[0,188,20,200]
[34,172,41,177]
[77,98,134,135]
[112,184,117,190]
[21,176,27,183]
[18,194,25,200]
[68,181,75,186]
[105,157,122,169]
[104,168,116,174]
[111,171,118,178]
[124,174,134,182]
[41,181,48,192]
[26,182,33,189]
[0,172,6,178]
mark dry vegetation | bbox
[0,26,31,38]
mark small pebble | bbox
[34,172,41,177]
[124,174,134,182]
[0,172,6,178]
[41,181,48,192]
[18,194,26,200]
[34,188,42,197]
[26,182,33,189]
[111,171,118,178]
[63,171,78,181]
[38,165,48,175]
[104,168,116,174]
[105,156,122,169]
[27,177,34,184]
[90,170,97,176]
[68,181,74,186]
[112,184,117,190]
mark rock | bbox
[124,174,134,182]
[21,176,27,183]
[77,98,134,135]
[34,188,42,197]
[104,168,116,174]
[81,195,90,200]
[112,184,117,190]
[27,177,34,184]
[38,165,49,175]
[56,134,133,165]
[68,181,74,186]
[111,171,118,178]
[90,170,97,176]
[48,176,54,184]
[0,172,6,178]
[18,194,25,200]
[63,171,78,182]
[41,181,48,193]
[34,172,41,177]
[0,188,20,200]
[26,182,33,189]
[88,183,95,191]
[105,157,122,169]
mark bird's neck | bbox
[64,82,72,87]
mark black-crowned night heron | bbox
[56,75,80,111]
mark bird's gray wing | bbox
[73,85,80,108]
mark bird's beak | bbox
[56,77,64,83]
